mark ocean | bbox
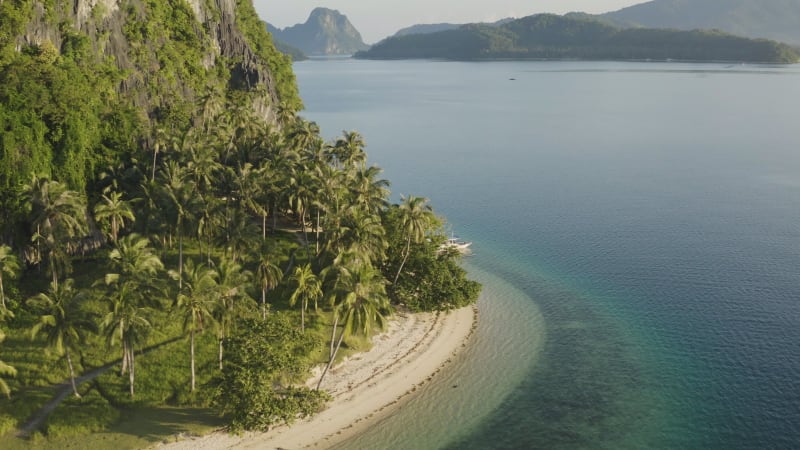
[294,59,800,449]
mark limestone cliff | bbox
[11,0,296,124]
[269,7,368,55]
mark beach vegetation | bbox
[211,315,329,432]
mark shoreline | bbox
[157,304,478,449]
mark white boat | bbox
[439,235,472,254]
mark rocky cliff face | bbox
[269,7,369,55]
[17,0,286,124]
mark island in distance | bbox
[267,7,368,56]
[356,13,799,64]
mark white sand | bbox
[156,305,477,449]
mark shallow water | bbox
[295,60,800,449]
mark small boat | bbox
[439,235,472,255]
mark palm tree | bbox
[0,327,17,398]
[221,208,260,265]
[158,161,196,286]
[350,165,390,216]
[0,245,20,311]
[214,259,253,369]
[288,170,318,258]
[341,209,388,266]
[171,259,219,391]
[197,85,225,132]
[393,195,436,284]
[288,264,321,333]
[313,164,346,254]
[288,119,323,158]
[317,262,389,390]
[29,279,97,397]
[94,191,135,244]
[101,234,164,398]
[25,176,87,288]
[235,163,269,239]
[254,243,283,320]
[331,131,367,169]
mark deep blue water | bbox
[294,59,800,449]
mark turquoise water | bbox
[294,60,800,449]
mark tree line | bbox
[0,95,479,433]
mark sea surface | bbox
[293,59,800,449]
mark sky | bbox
[252,1,647,43]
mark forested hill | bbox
[0,0,298,226]
[267,7,368,55]
[356,13,800,63]
[601,0,800,46]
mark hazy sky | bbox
[252,1,646,43]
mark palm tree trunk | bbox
[301,298,306,333]
[65,349,80,398]
[262,212,267,240]
[178,227,183,289]
[190,329,196,392]
[317,314,344,390]
[301,207,311,260]
[218,336,224,370]
[262,286,267,320]
[128,345,135,399]
[120,322,127,375]
[315,210,320,255]
[51,258,58,290]
[151,147,158,182]
[0,273,5,310]
[393,238,412,284]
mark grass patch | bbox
[0,405,223,449]
[45,388,119,437]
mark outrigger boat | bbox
[439,235,472,255]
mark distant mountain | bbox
[391,18,514,38]
[602,0,800,45]
[356,13,799,63]
[268,8,368,56]
[266,24,307,61]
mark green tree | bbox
[254,243,283,320]
[159,161,196,287]
[331,130,367,170]
[25,176,87,288]
[0,245,20,311]
[235,162,270,240]
[101,234,164,398]
[288,169,317,258]
[29,278,97,398]
[288,264,321,333]
[317,261,389,390]
[0,327,16,398]
[171,259,219,392]
[350,165,389,216]
[214,258,253,369]
[393,195,436,284]
[211,315,328,432]
[94,191,135,244]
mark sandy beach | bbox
[157,305,477,450]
